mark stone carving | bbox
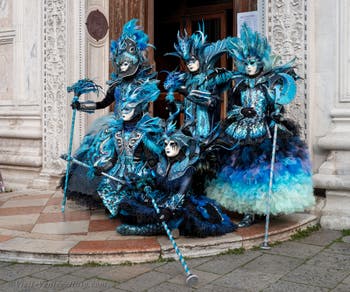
[0,0,8,19]
[42,0,67,174]
[265,0,308,139]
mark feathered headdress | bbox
[167,23,231,71]
[228,23,272,73]
[120,79,160,112]
[166,23,207,63]
[110,19,150,58]
[163,122,192,149]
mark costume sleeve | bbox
[96,85,116,109]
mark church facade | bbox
[0,0,349,229]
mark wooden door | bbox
[153,0,234,120]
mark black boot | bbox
[238,214,255,228]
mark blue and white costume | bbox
[206,24,314,217]
[164,25,233,140]
[117,124,236,237]
[62,20,161,211]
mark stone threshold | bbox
[0,213,318,265]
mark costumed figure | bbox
[95,81,163,217]
[71,19,155,117]
[206,24,314,227]
[164,25,233,139]
[61,19,159,207]
[116,123,236,237]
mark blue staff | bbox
[61,79,101,212]
[61,154,198,286]
[261,73,296,249]
[144,186,199,287]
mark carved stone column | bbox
[33,0,68,188]
[260,0,308,139]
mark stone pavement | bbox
[0,190,319,265]
[0,229,349,291]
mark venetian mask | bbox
[164,139,180,157]
[186,56,200,73]
[245,58,259,76]
[120,61,130,72]
[121,106,136,121]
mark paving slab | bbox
[325,242,350,255]
[333,283,350,292]
[59,278,115,292]
[211,268,281,291]
[264,241,324,259]
[297,229,342,246]
[167,268,221,288]
[158,232,243,259]
[195,251,262,275]
[146,281,192,292]
[153,261,184,276]
[32,221,90,235]
[1,198,49,208]
[242,253,303,275]
[262,280,329,292]
[69,265,119,279]
[97,263,160,283]
[0,277,50,292]
[0,235,12,243]
[306,251,350,271]
[342,274,350,284]
[0,237,78,264]
[36,210,91,224]
[103,288,130,292]
[282,264,349,289]
[0,214,39,226]
[199,284,248,292]
[117,270,172,291]
[0,264,49,281]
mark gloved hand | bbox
[93,166,105,176]
[93,161,113,176]
[271,111,283,122]
[206,68,227,80]
[71,100,81,110]
[159,208,174,222]
[241,107,257,118]
[166,101,178,114]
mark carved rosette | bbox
[42,0,67,174]
[266,0,308,138]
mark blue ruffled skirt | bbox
[206,135,314,215]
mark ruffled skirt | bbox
[206,134,314,215]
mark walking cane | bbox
[261,73,297,249]
[144,186,199,287]
[61,154,199,286]
[260,121,278,250]
[61,79,101,212]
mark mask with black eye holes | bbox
[245,57,260,76]
[164,139,180,158]
[115,38,141,78]
[186,55,200,73]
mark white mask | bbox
[186,57,200,73]
[120,61,130,72]
[121,107,136,121]
[245,62,258,76]
[164,139,180,157]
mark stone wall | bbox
[0,0,42,189]
[312,0,350,229]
